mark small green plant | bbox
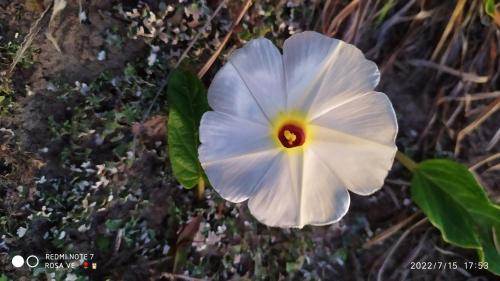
[0,77,13,115]
[0,40,37,69]
[397,154,500,274]
[166,69,209,193]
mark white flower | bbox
[199,31,398,228]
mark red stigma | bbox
[278,124,305,148]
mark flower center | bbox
[278,124,305,148]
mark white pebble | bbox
[97,50,106,61]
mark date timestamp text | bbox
[409,261,488,270]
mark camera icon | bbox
[11,255,39,268]
[11,255,24,268]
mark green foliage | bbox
[286,256,305,273]
[0,274,9,281]
[0,40,37,69]
[375,0,398,24]
[105,219,124,231]
[411,159,500,275]
[167,69,209,188]
[484,0,497,16]
[238,24,273,41]
[0,77,14,115]
[0,77,13,96]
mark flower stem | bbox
[196,176,205,201]
[395,150,418,172]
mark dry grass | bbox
[319,0,499,279]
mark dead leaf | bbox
[131,115,167,143]
[176,215,202,246]
[173,215,202,273]
[24,0,45,12]
[494,10,500,27]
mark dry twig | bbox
[431,0,466,60]
[8,2,52,75]
[363,212,421,249]
[469,153,500,171]
[390,228,432,280]
[159,272,207,281]
[408,59,489,83]
[455,97,500,156]
[438,91,500,104]
[324,0,360,37]
[486,129,500,151]
[197,0,253,79]
[376,218,428,281]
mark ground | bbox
[0,0,499,280]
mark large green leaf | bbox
[167,69,209,188]
[411,159,500,275]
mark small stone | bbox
[97,50,106,61]
[17,227,27,238]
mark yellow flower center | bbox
[271,111,312,152]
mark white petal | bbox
[199,111,275,161]
[227,38,287,121]
[199,112,278,202]
[309,92,397,195]
[283,31,379,119]
[300,149,350,226]
[248,150,350,228]
[207,62,268,125]
[202,150,280,203]
[247,153,301,227]
[312,92,398,146]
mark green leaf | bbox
[484,0,496,16]
[167,69,209,188]
[124,63,137,79]
[286,256,305,273]
[0,274,9,281]
[105,218,124,231]
[411,159,500,275]
[0,96,5,103]
[375,0,397,24]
